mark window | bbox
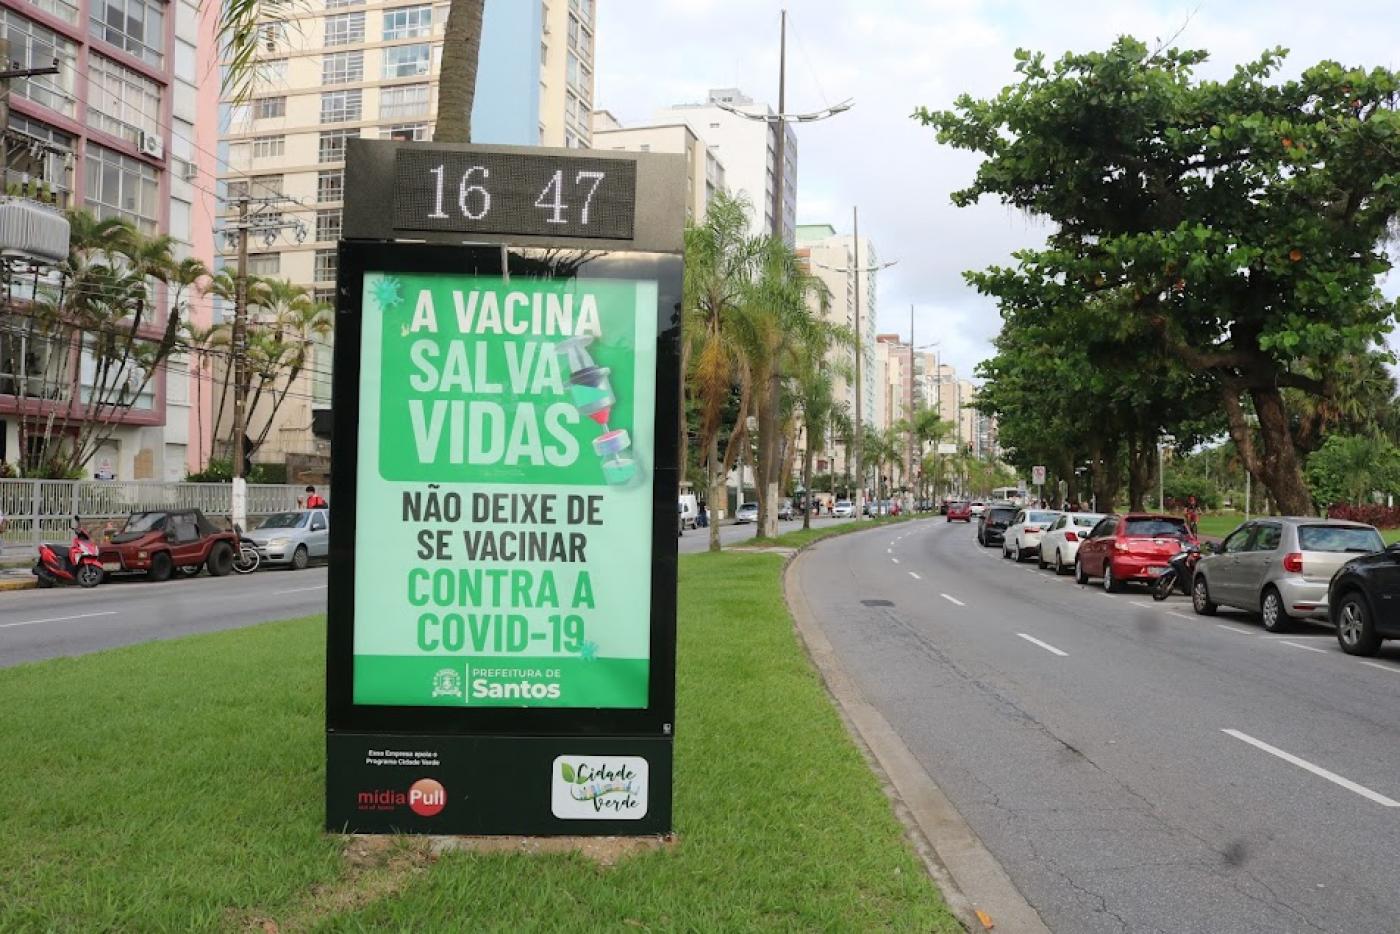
[24,0,78,24]
[324,11,364,46]
[382,4,431,39]
[90,0,164,66]
[314,249,337,281]
[1297,525,1386,554]
[318,128,357,162]
[568,0,591,22]
[79,336,153,408]
[247,253,280,275]
[84,144,158,232]
[540,41,547,66]
[381,123,427,141]
[254,96,286,119]
[227,174,284,201]
[326,0,361,7]
[0,9,79,117]
[379,83,427,120]
[1122,517,1190,539]
[251,135,284,159]
[1248,524,1282,552]
[322,50,363,84]
[320,88,362,123]
[316,169,344,202]
[382,42,429,78]
[7,114,73,206]
[1221,526,1254,555]
[314,287,336,306]
[316,209,341,242]
[258,58,288,82]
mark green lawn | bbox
[0,549,957,932]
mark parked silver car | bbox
[1191,517,1383,631]
[244,508,330,569]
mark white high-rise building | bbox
[656,88,796,242]
[591,119,726,222]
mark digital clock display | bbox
[392,149,637,240]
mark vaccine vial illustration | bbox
[555,335,643,486]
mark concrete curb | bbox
[783,522,1051,934]
[0,577,36,592]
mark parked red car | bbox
[946,501,973,523]
[1075,513,1196,592]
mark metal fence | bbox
[0,479,333,556]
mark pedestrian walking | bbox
[304,486,328,509]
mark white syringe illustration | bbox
[555,335,640,485]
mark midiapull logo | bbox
[431,667,463,698]
[356,778,447,817]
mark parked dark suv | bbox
[1328,543,1400,655]
[977,503,1019,548]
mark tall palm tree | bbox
[435,0,486,142]
[749,236,830,538]
[683,192,763,552]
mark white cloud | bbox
[595,0,1400,380]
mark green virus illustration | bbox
[370,275,404,314]
[579,640,599,661]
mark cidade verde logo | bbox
[550,755,649,820]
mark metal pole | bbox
[231,198,250,529]
[1158,442,1165,511]
[771,9,786,241]
[907,304,915,512]
[851,205,863,521]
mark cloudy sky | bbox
[595,0,1400,383]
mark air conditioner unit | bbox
[138,131,164,160]
[180,158,198,182]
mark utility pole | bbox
[907,303,915,512]
[225,193,306,530]
[0,50,61,193]
[852,205,864,521]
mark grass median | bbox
[0,543,957,931]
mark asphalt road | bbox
[0,565,329,668]
[794,518,1400,934]
[677,514,854,552]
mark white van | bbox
[678,494,699,530]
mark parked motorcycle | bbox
[1152,543,1202,601]
[33,518,103,588]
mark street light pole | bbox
[771,9,786,241]
[852,205,864,520]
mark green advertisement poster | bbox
[353,271,657,708]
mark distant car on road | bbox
[244,508,331,569]
[969,501,988,517]
[1038,512,1107,574]
[777,500,794,521]
[832,500,854,518]
[977,504,1019,548]
[1192,518,1382,631]
[946,501,973,523]
[1076,513,1194,592]
[1329,539,1400,655]
[1003,509,1063,562]
[735,502,759,524]
[98,509,240,581]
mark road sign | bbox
[937,442,957,455]
[326,140,685,837]
[1032,465,1046,486]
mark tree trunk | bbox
[1127,437,1150,512]
[1246,385,1314,516]
[801,441,814,531]
[707,434,723,552]
[755,372,781,539]
[433,0,485,144]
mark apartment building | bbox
[658,88,795,242]
[213,0,598,472]
[591,117,725,222]
[0,0,218,479]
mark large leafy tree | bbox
[920,38,1400,515]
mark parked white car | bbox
[1038,512,1107,574]
[734,502,759,524]
[1003,509,1063,562]
[832,500,854,518]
